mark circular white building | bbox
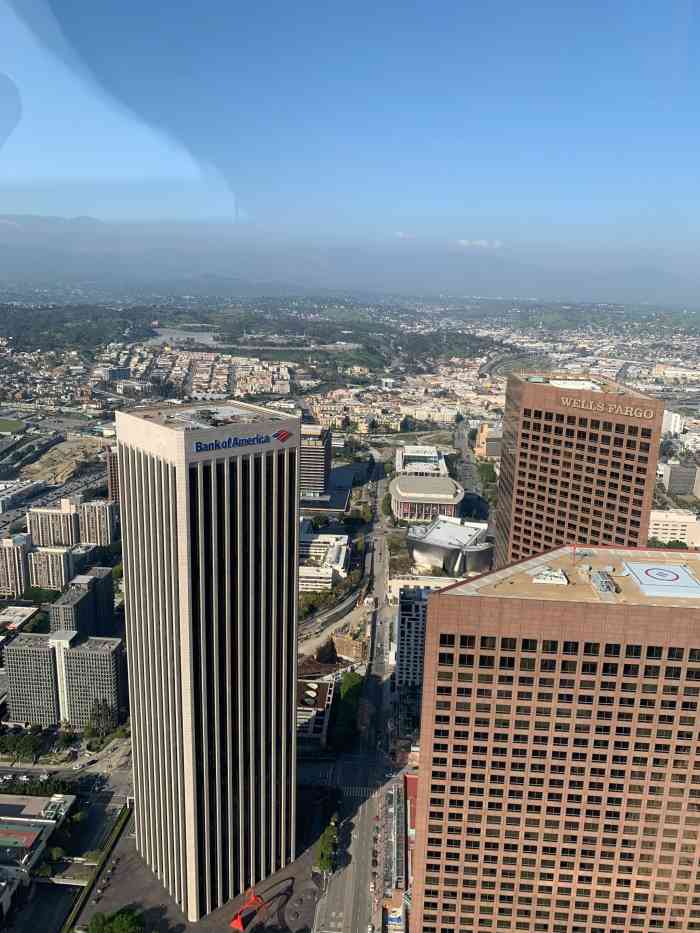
[389,474,465,522]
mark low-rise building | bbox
[298,565,334,592]
[663,410,685,435]
[389,475,464,521]
[474,421,503,460]
[0,605,39,632]
[648,508,700,546]
[333,632,368,662]
[0,793,75,922]
[407,516,492,574]
[659,462,700,497]
[387,574,459,605]
[395,445,448,478]
[297,678,335,749]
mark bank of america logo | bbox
[273,429,292,443]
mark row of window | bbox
[521,410,654,436]
[438,635,699,660]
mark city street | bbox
[309,452,399,933]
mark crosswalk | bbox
[317,908,344,932]
[342,783,378,799]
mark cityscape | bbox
[3,2,700,931]
[0,296,698,933]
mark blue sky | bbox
[0,0,699,258]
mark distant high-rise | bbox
[49,567,114,636]
[412,546,700,933]
[28,546,72,591]
[78,499,117,546]
[27,498,80,547]
[117,400,300,922]
[300,423,331,498]
[6,630,125,729]
[0,534,31,597]
[395,586,429,688]
[106,445,120,504]
[494,374,664,567]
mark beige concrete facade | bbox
[117,400,300,921]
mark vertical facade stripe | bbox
[117,408,299,922]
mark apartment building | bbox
[28,547,72,591]
[78,499,117,547]
[27,498,80,547]
[0,534,31,598]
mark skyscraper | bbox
[116,400,300,922]
[494,374,664,567]
[412,546,700,933]
[27,498,80,547]
[0,534,31,597]
[106,445,120,504]
[78,499,117,546]
[299,423,332,498]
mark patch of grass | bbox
[0,418,25,433]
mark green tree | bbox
[87,909,144,933]
[647,537,688,549]
[316,815,339,872]
[86,699,117,738]
[381,492,392,517]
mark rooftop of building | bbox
[407,516,488,550]
[511,372,656,400]
[300,423,327,438]
[296,679,331,711]
[401,445,441,460]
[53,587,90,607]
[446,546,700,608]
[68,636,122,654]
[389,474,464,503]
[0,793,75,822]
[649,507,699,519]
[0,605,39,629]
[122,399,289,430]
[6,633,53,650]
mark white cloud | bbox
[457,238,502,249]
[395,231,415,239]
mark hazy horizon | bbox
[2,1,700,304]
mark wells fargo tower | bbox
[117,401,300,922]
[494,375,664,568]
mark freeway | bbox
[0,466,105,534]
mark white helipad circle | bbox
[644,567,680,582]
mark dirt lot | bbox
[21,438,104,484]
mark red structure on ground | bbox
[229,889,266,931]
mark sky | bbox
[0,0,700,298]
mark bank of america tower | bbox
[117,400,299,921]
